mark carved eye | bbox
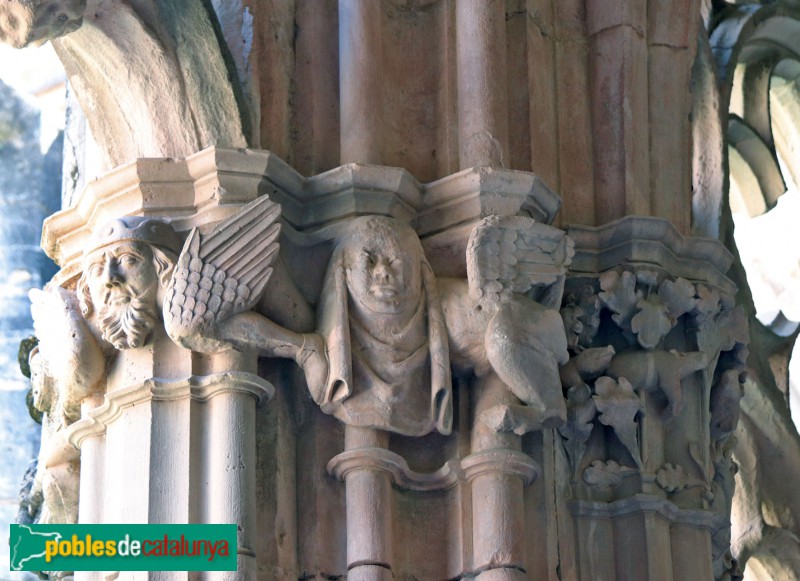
[89,263,103,277]
[120,254,139,267]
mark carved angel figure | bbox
[440,215,573,434]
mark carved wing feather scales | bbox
[466,215,574,303]
[164,196,281,348]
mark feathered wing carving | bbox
[164,195,281,352]
[466,215,574,308]
[466,215,574,431]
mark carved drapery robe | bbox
[311,244,451,437]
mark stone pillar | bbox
[69,350,272,581]
[339,0,384,165]
[456,0,509,168]
[465,376,534,580]
[340,427,393,581]
[556,216,747,580]
[194,350,268,581]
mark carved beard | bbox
[97,296,159,350]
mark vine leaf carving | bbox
[558,384,597,471]
[583,460,638,488]
[593,376,643,468]
[693,284,722,324]
[629,276,696,349]
[656,463,707,494]
[696,303,749,363]
[656,463,689,493]
[631,297,672,349]
[599,271,639,332]
[659,277,697,323]
[561,285,601,351]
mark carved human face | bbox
[82,241,160,349]
[344,218,422,316]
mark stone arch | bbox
[711,4,800,216]
[705,3,800,579]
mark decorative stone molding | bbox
[327,447,463,492]
[66,372,274,448]
[43,147,560,284]
[327,447,539,492]
[570,494,727,529]
[460,449,540,485]
[567,216,736,296]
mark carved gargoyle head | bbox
[342,216,424,319]
[0,0,86,49]
[77,217,180,350]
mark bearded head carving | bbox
[77,217,180,350]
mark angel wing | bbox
[164,195,282,351]
[466,215,574,308]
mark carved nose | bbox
[373,258,391,281]
[103,260,123,288]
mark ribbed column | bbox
[339,0,384,164]
[456,0,509,168]
[69,346,272,581]
[196,351,270,581]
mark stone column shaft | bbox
[343,426,393,581]
[471,473,526,580]
[456,0,509,168]
[339,0,384,165]
[196,351,265,581]
[199,389,258,581]
[467,375,532,580]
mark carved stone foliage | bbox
[558,263,748,579]
[558,267,747,503]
